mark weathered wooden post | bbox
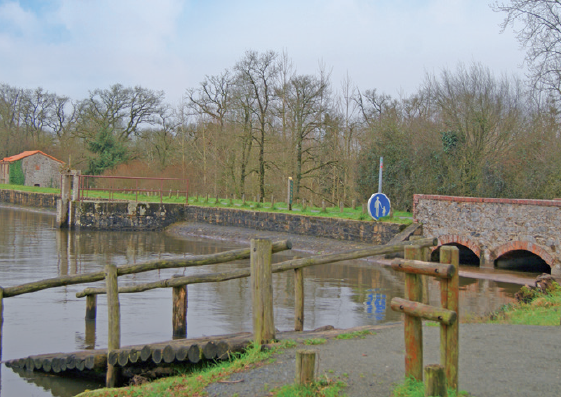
[410,236,430,305]
[352,199,356,210]
[105,264,120,388]
[0,287,3,358]
[250,239,275,344]
[302,199,307,212]
[424,364,448,397]
[172,274,188,339]
[85,295,97,320]
[339,200,344,213]
[295,350,316,385]
[322,200,326,213]
[440,246,459,391]
[404,245,423,381]
[294,267,304,331]
[362,202,367,214]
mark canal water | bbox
[0,205,526,397]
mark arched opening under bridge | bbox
[495,250,551,274]
[431,243,480,266]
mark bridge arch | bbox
[436,235,481,258]
[432,235,481,265]
[492,241,554,268]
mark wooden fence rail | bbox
[390,245,459,395]
[0,235,439,389]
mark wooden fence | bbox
[0,237,438,388]
[390,245,459,396]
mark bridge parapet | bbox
[413,195,561,276]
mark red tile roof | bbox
[1,150,64,164]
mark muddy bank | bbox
[166,221,381,257]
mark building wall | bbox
[21,154,63,188]
[413,194,561,275]
[0,163,8,184]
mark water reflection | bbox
[0,205,520,397]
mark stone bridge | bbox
[413,194,561,277]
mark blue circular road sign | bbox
[368,193,391,220]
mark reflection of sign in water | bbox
[367,193,391,221]
[364,288,387,322]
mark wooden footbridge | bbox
[0,236,438,388]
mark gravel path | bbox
[204,323,561,397]
[167,222,561,396]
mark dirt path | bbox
[204,323,561,397]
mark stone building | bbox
[0,150,65,188]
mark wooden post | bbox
[362,203,367,214]
[294,267,304,331]
[105,264,120,388]
[410,236,430,305]
[404,245,423,381]
[172,275,187,339]
[339,200,344,213]
[424,364,448,397]
[439,246,459,391]
[295,350,316,385]
[352,199,356,210]
[322,200,326,213]
[242,194,246,205]
[85,295,97,320]
[250,239,275,344]
[302,199,307,212]
[0,287,3,358]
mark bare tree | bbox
[234,50,279,200]
[493,1,561,101]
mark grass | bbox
[303,338,327,345]
[77,340,295,397]
[271,377,347,397]
[0,183,413,224]
[466,281,561,326]
[334,329,374,340]
[391,377,470,397]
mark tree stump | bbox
[295,350,316,385]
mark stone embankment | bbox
[0,189,411,245]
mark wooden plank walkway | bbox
[4,332,252,375]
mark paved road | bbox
[205,323,561,397]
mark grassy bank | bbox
[76,340,346,397]
[466,278,561,326]
[0,183,413,224]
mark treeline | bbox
[2,51,561,210]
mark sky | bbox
[0,0,527,105]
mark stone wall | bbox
[0,189,58,209]
[413,194,561,275]
[0,189,406,244]
[74,201,405,243]
[22,154,63,188]
[73,201,186,231]
[184,206,404,244]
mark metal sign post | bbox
[378,157,383,193]
[288,177,293,211]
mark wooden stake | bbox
[439,246,459,392]
[424,364,448,397]
[85,294,97,320]
[294,267,304,331]
[0,287,3,358]
[404,245,423,381]
[105,264,120,388]
[295,350,316,385]
[410,236,431,305]
[172,275,187,339]
[250,239,275,344]
[339,200,344,213]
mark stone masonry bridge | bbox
[413,194,561,277]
